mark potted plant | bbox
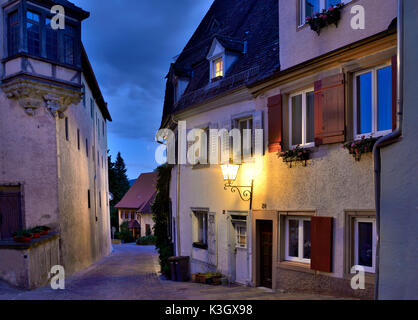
[343,136,379,161]
[30,227,42,239]
[306,3,344,35]
[12,230,33,243]
[279,145,311,167]
[37,226,51,236]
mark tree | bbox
[108,151,130,230]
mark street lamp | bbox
[220,163,254,210]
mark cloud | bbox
[72,0,213,178]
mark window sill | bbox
[343,272,375,285]
[192,242,208,250]
[278,261,314,274]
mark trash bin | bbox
[168,256,178,281]
[175,256,190,282]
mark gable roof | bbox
[115,172,158,212]
[161,0,279,127]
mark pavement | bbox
[0,244,348,300]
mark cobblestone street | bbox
[0,244,348,300]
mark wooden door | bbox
[0,189,22,240]
[259,221,273,288]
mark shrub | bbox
[118,221,135,243]
[136,235,157,245]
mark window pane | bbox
[46,18,58,61]
[291,95,303,146]
[288,220,299,257]
[326,0,342,8]
[8,12,19,56]
[305,0,320,17]
[27,22,40,55]
[303,220,311,259]
[377,66,392,132]
[64,35,75,65]
[358,222,373,267]
[27,11,40,22]
[306,91,315,144]
[357,72,372,134]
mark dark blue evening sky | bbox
[72,0,213,179]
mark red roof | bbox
[115,172,158,212]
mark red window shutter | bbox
[392,55,397,131]
[310,216,333,273]
[314,74,345,145]
[267,94,283,153]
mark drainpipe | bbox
[176,163,181,256]
[373,0,404,300]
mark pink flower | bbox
[329,7,335,11]
[351,143,356,148]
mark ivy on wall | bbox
[151,164,174,278]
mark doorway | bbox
[0,187,23,240]
[258,220,273,288]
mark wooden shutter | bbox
[267,94,283,153]
[253,110,264,156]
[314,74,345,145]
[392,55,397,131]
[310,216,333,273]
[220,119,231,164]
[0,190,22,239]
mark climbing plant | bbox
[151,164,174,278]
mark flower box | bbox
[343,136,379,161]
[279,146,312,168]
[306,3,344,35]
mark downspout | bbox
[176,163,181,256]
[373,0,404,300]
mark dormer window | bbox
[173,77,189,103]
[213,57,224,79]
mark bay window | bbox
[289,89,315,148]
[5,7,80,67]
[285,216,311,264]
[354,65,393,139]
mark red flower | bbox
[329,7,335,11]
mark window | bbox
[99,192,102,208]
[354,65,393,139]
[299,0,349,26]
[26,11,40,56]
[146,224,152,236]
[8,11,20,56]
[131,212,135,220]
[235,223,247,249]
[86,138,89,157]
[354,218,376,273]
[285,216,311,264]
[45,18,58,61]
[193,211,208,249]
[212,57,223,79]
[289,89,315,148]
[90,98,94,119]
[87,190,91,209]
[64,25,76,65]
[65,117,69,141]
[77,129,80,150]
[82,85,86,108]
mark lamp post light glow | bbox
[220,163,254,210]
